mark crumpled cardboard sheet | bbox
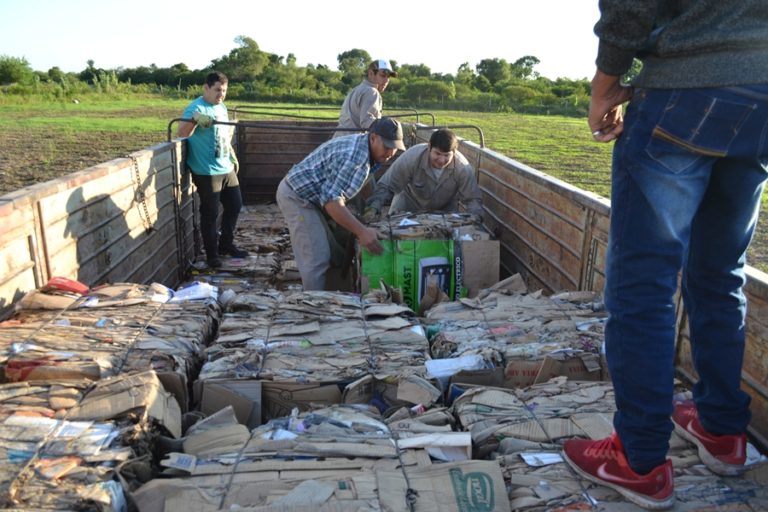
[135,405,503,512]
[0,373,177,511]
[13,281,176,311]
[200,290,428,382]
[194,203,294,285]
[0,285,220,409]
[222,253,282,277]
[452,377,616,458]
[138,461,508,512]
[63,369,180,435]
[176,404,435,462]
[423,283,606,385]
[451,378,768,510]
[368,213,486,240]
[0,372,177,508]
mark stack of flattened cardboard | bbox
[451,377,768,510]
[196,289,430,426]
[134,404,510,512]
[0,370,180,511]
[424,276,607,389]
[235,203,292,254]
[0,282,220,411]
[195,203,299,287]
[367,212,486,240]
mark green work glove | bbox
[192,112,214,128]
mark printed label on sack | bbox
[449,468,495,512]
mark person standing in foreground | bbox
[366,128,484,219]
[178,71,248,268]
[276,117,405,290]
[335,59,397,135]
[563,1,768,509]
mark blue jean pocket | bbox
[645,90,757,174]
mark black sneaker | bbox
[207,256,223,268]
[220,245,248,258]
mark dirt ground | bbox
[0,128,164,194]
[2,126,767,273]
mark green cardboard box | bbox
[360,239,460,311]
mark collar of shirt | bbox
[286,134,373,205]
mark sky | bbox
[0,0,600,81]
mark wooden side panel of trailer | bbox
[0,141,195,319]
[235,121,337,201]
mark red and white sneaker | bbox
[672,400,746,476]
[563,432,674,510]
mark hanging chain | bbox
[131,156,154,233]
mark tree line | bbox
[0,36,592,116]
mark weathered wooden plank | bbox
[0,236,35,281]
[0,267,37,318]
[0,142,189,306]
[0,201,37,248]
[40,170,175,258]
[241,140,331,153]
[240,154,318,167]
[478,171,587,292]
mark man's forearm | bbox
[325,200,366,238]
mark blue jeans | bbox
[605,86,768,472]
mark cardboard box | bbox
[360,239,456,310]
[342,374,442,411]
[194,378,343,429]
[504,353,604,388]
[157,372,190,414]
[261,381,343,421]
[196,379,262,429]
[457,239,499,298]
[359,238,499,310]
[443,353,605,396]
[452,224,499,298]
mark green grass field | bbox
[1,97,765,270]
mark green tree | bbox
[398,63,431,79]
[510,55,540,80]
[500,84,538,109]
[476,58,510,86]
[337,49,372,88]
[0,55,34,85]
[400,78,455,104]
[474,74,493,92]
[47,66,65,83]
[212,36,270,82]
[456,62,475,85]
[79,59,104,84]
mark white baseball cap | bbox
[370,59,398,77]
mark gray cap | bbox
[370,117,406,151]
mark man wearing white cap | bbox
[336,59,397,134]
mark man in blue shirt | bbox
[277,117,405,290]
[178,71,248,268]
